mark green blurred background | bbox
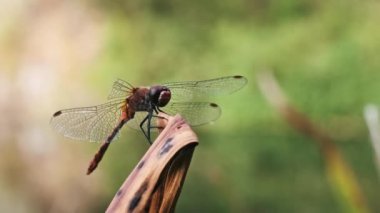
[1,0,380,212]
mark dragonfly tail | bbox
[87,142,110,175]
[87,117,129,175]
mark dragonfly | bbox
[51,75,247,174]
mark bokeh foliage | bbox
[80,0,380,212]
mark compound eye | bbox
[158,90,171,107]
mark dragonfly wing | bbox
[162,102,222,126]
[163,75,247,102]
[50,99,125,142]
[126,102,221,133]
[108,79,134,100]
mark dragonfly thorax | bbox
[149,85,171,108]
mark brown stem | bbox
[106,113,198,213]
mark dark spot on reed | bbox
[137,161,145,169]
[159,138,173,156]
[128,181,148,212]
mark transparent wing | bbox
[108,79,134,100]
[163,102,222,126]
[126,102,221,132]
[108,76,247,101]
[163,75,247,102]
[50,99,125,142]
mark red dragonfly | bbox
[51,75,247,174]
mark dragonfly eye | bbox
[158,89,171,107]
[149,86,171,107]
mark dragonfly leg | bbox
[152,114,167,120]
[146,110,154,144]
[139,113,152,144]
[157,107,167,113]
[149,114,166,126]
[139,108,166,144]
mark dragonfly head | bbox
[149,86,171,107]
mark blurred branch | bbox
[363,104,380,178]
[257,71,369,213]
[106,113,198,213]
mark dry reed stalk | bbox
[106,113,198,213]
